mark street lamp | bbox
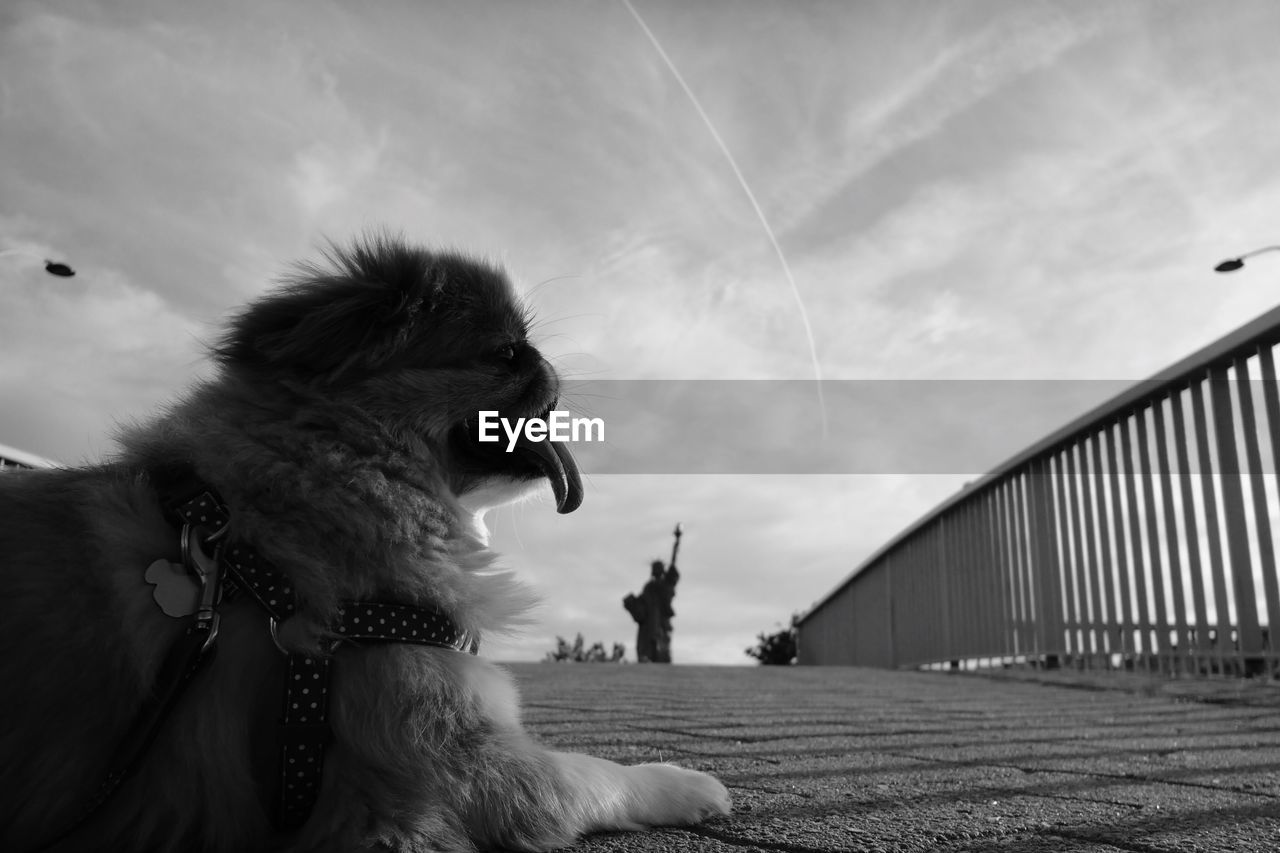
[1214,245,1280,273]
[0,248,76,277]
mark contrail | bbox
[620,0,828,438]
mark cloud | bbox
[289,132,389,219]
[763,5,1109,244]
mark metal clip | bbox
[268,618,288,656]
[269,618,344,657]
[181,523,224,654]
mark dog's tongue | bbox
[515,437,583,514]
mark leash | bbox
[29,519,225,853]
[96,522,226,803]
[35,469,478,849]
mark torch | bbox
[669,523,682,572]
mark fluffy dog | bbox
[0,236,730,852]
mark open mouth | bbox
[512,423,583,514]
[454,402,584,514]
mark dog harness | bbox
[87,471,478,835]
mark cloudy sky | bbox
[4,0,1280,664]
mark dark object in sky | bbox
[43,260,75,277]
[1215,245,1280,273]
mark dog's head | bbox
[212,236,582,515]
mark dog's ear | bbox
[214,238,437,379]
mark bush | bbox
[545,633,627,663]
[745,613,799,665]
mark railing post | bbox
[1118,416,1152,670]
[1191,376,1234,670]
[937,517,955,668]
[1049,453,1070,664]
[1136,404,1169,672]
[1087,432,1118,665]
[1173,385,1213,671]
[1255,347,1280,669]
[1208,366,1265,671]
[885,552,897,668]
[1028,456,1064,666]
[1151,395,1192,674]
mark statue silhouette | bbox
[623,525,681,663]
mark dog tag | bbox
[145,559,200,618]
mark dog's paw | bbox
[627,763,731,827]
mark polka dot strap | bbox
[276,654,333,831]
[272,607,475,830]
[171,486,476,654]
[170,490,231,531]
[221,543,297,621]
[335,602,478,653]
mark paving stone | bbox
[506,663,1280,852]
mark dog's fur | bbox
[0,237,730,852]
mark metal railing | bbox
[798,304,1280,677]
[0,442,58,470]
